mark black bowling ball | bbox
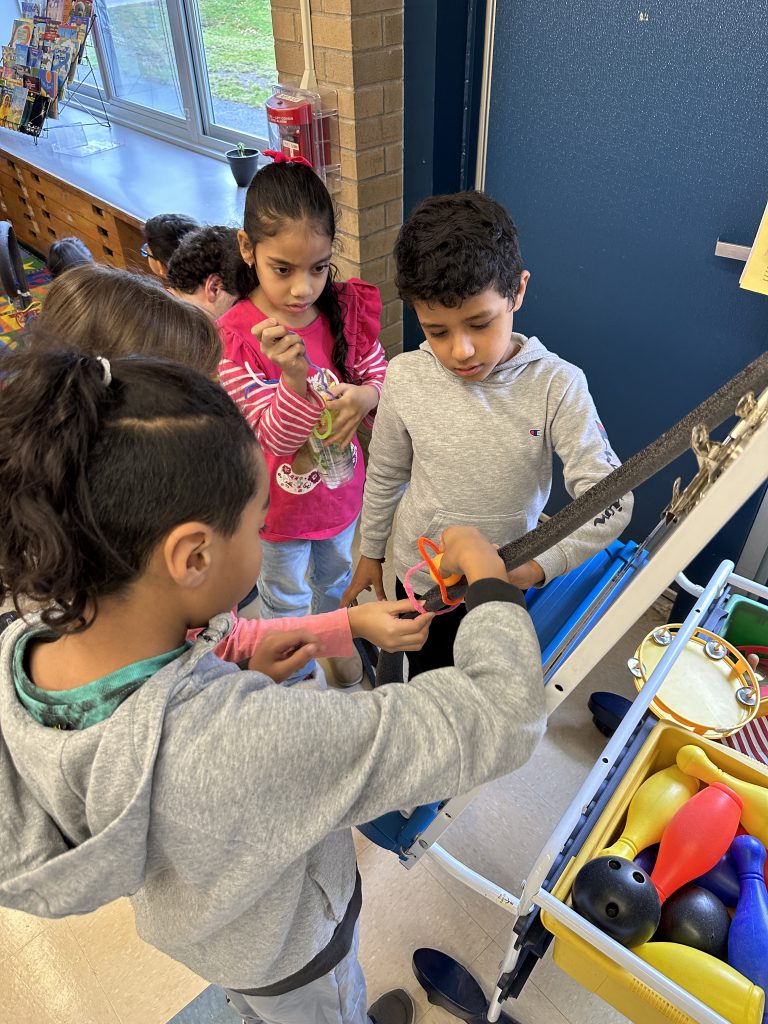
[572,855,661,947]
[657,884,731,960]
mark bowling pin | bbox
[633,942,764,1024]
[729,835,768,1023]
[677,745,768,849]
[696,850,741,908]
[651,782,743,903]
[599,765,699,860]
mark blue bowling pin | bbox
[729,834,768,1023]
[696,850,740,908]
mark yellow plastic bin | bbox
[540,722,768,1024]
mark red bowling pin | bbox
[729,834,768,1024]
[651,783,743,903]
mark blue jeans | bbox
[258,518,358,680]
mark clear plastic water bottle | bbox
[307,405,356,489]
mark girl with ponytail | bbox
[217,153,388,687]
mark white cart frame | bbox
[410,405,768,1023]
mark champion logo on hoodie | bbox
[530,428,542,437]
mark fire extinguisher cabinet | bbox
[265,85,339,185]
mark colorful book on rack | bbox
[38,67,58,98]
[21,0,44,16]
[0,86,13,125]
[8,85,28,125]
[45,0,64,21]
[10,20,34,48]
[14,43,29,65]
[26,46,42,69]
[23,73,41,93]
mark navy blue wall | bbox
[483,0,767,560]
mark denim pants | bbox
[258,518,358,680]
[223,923,370,1024]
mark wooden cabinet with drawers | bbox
[0,150,145,270]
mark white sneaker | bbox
[328,651,364,688]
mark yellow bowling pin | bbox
[676,745,768,849]
[598,765,699,860]
[633,941,764,1024]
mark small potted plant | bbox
[225,142,260,187]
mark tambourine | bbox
[628,624,762,739]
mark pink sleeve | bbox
[341,279,388,430]
[201,608,354,664]
[218,355,324,457]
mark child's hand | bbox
[252,319,309,396]
[248,629,320,683]
[507,560,544,590]
[439,526,507,585]
[325,383,379,447]
[348,600,433,652]
[342,556,387,605]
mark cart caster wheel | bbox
[588,691,632,738]
[413,948,523,1023]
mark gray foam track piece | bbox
[375,349,768,685]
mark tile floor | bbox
[0,578,665,1023]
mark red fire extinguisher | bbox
[265,91,316,166]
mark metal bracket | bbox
[715,239,751,262]
[665,389,768,522]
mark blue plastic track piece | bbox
[357,803,442,858]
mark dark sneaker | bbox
[368,988,416,1024]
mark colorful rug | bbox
[0,246,52,351]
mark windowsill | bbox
[0,108,248,227]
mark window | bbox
[53,0,278,150]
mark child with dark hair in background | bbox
[142,212,199,279]
[344,190,633,678]
[46,236,93,278]
[167,224,253,320]
[218,155,388,688]
[0,346,545,1024]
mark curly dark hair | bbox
[166,225,253,299]
[395,191,524,309]
[142,213,200,267]
[243,161,353,383]
[0,348,260,634]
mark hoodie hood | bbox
[0,613,232,918]
[418,333,549,384]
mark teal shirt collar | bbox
[13,629,189,730]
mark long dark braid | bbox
[243,160,353,383]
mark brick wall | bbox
[269,0,404,358]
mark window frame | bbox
[20,0,273,158]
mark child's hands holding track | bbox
[439,526,508,585]
[325,382,379,447]
[252,319,309,397]
[348,599,433,652]
[248,629,320,683]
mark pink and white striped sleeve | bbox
[218,356,324,457]
[353,338,388,431]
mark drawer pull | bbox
[91,204,105,218]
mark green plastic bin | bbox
[722,595,768,649]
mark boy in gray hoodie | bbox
[345,191,633,677]
[0,349,546,1024]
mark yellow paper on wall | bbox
[740,200,768,296]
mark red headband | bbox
[262,149,314,170]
